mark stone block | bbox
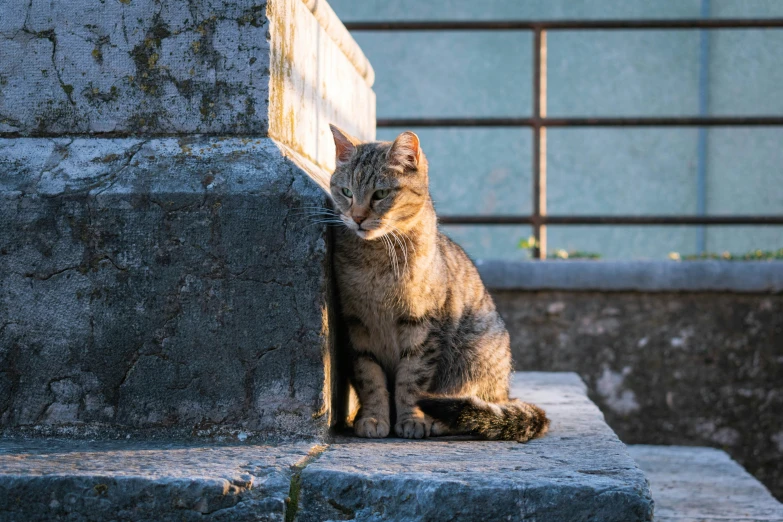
[0,137,333,438]
[0,373,655,521]
[487,268,783,501]
[0,0,375,168]
[0,0,376,192]
[0,439,321,521]
[296,372,654,522]
[630,445,783,521]
[0,0,376,438]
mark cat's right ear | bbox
[330,124,359,166]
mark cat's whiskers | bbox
[386,222,416,252]
[388,234,401,279]
[290,211,341,220]
[385,223,416,275]
[380,233,399,280]
[376,225,402,279]
[301,219,345,230]
[388,229,408,275]
[290,206,338,210]
[297,207,345,229]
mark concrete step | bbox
[295,372,654,521]
[630,445,783,522]
[0,372,654,521]
[0,439,320,521]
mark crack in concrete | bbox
[20,254,128,281]
[91,139,149,197]
[285,443,329,522]
[34,137,73,189]
[117,351,141,390]
[28,28,76,106]
[0,321,19,336]
[22,264,81,281]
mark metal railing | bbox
[345,18,783,258]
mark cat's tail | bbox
[417,396,549,443]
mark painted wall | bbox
[330,0,783,259]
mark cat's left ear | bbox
[389,131,421,170]
[330,124,359,166]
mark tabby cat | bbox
[328,124,549,442]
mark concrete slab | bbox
[296,372,654,521]
[629,445,783,522]
[0,373,656,521]
[0,439,322,521]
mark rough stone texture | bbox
[0,0,273,135]
[0,439,320,521]
[629,445,783,522]
[493,290,783,501]
[296,372,654,522]
[0,0,375,157]
[0,137,333,438]
[0,0,376,438]
[267,0,375,172]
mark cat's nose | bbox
[352,214,368,225]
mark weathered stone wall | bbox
[494,289,783,500]
[0,138,334,438]
[0,0,376,439]
[0,0,273,135]
[267,0,375,173]
[0,0,374,167]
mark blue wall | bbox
[331,0,783,259]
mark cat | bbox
[327,124,549,442]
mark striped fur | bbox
[417,397,549,442]
[328,125,549,442]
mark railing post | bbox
[532,27,548,259]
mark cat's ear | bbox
[330,124,359,166]
[389,131,421,170]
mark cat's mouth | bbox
[342,215,385,240]
[356,228,384,240]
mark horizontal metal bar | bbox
[377,116,783,128]
[439,215,783,225]
[379,118,535,128]
[345,19,783,31]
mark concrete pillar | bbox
[0,0,375,439]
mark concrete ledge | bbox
[0,374,654,521]
[476,259,783,293]
[0,439,320,521]
[297,372,654,522]
[494,290,783,501]
[630,445,783,522]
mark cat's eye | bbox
[341,187,353,198]
[372,189,391,200]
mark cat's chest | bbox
[335,232,440,331]
[338,263,405,317]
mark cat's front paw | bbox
[354,416,390,438]
[395,416,431,439]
